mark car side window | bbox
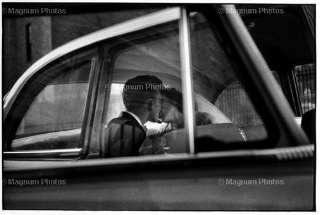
[294,63,315,114]
[101,20,190,157]
[190,12,268,148]
[9,49,98,151]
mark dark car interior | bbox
[238,5,315,143]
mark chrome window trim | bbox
[4,145,314,172]
[3,148,82,157]
[12,129,81,149]
[3,7,181,118]
[179,7,195,154]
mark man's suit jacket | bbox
[105,112,146,157]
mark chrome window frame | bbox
[4,149,83,159]
[180,7,196,154]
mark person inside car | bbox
[140,88,216,155]
[160,88,216,129]
[104,75,163,157]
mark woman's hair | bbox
[161,88,183,112]
[161,88,200,112]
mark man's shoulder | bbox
[106,113,146,139]
[108,112,140,127]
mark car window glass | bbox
[190,12,268,148]
[105,83,126,125]
[294,63,315,114]
[11,54,96,151]
[215,80,263,127]
[102,20,189,157]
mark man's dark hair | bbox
[123,75,163,111]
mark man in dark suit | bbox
[105,75,163,157]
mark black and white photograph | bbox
[1,0,317,212]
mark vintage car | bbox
[3,4,315,210]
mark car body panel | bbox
[3,145,314,210]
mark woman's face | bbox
[160,97,181,123]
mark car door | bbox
[3,5,315,210]
[3,47,101,160]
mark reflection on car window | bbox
[294,63,315,114]
[12,60,93,151]
[190,12,268,148]
[105,83,126,125]
[102,20,190,157]
[215,80,263,127]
